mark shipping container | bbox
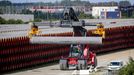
[100,11,120,19]
[106,11,120,19]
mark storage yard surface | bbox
[1,19,134,75]
[0,19,134,39]
[4,48,134,75]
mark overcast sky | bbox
[1,0,134,4]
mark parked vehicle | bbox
[107,60,123,71]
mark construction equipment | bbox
[92,23,105,38]
[28,22,41,38]
[29,7,104,70]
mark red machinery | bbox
[30,7,102,70]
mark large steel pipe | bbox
[30,36,102,44]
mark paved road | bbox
[4,48,134,75]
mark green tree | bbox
[16,19,23,24]
[21,9,32,14]
[7,19,16,24]
[0,9,3,14]
[34,18,42,22]
[131,11,134,18]
[119,1,131,7]
[0,0,12,6]
[78,12,94,19]
[0,17,6,24]
[0,17,24,24]
[118,57,134,75]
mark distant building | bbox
[0,4,32,14]
[29,6,65,13]
[29,6,92,14]
[0,14,34,22]
[92,6,120,19]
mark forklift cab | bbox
[69,44,83,58]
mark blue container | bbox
[106,11,120,19]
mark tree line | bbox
[0,17,23,24]
[0,0,133,7]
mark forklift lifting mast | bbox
[29,7,104,70]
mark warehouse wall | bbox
[0,14,34,22]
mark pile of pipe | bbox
[0,26,134,73]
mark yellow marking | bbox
[92,23,105,38]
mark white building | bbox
[92,6,119,18]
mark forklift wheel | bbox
[59,59,68,70]
[93,56,97,68]
[78,60,87,70]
